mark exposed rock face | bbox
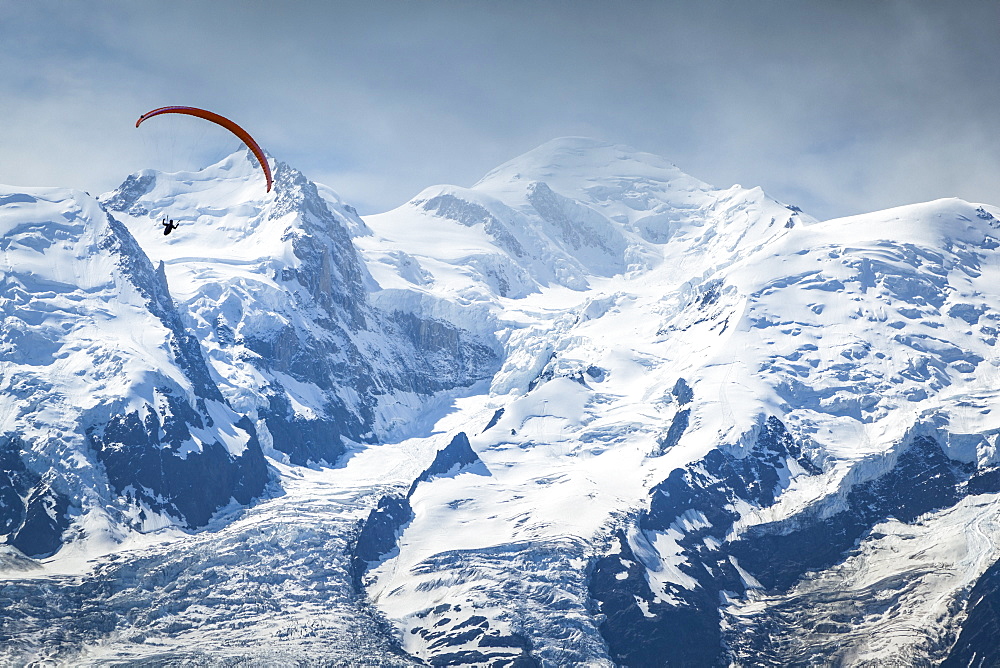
[942,557,1000,666]
[408,431,486,495]
[352,494,413,587]
[591,417,820,666]
[0,435,69,558]
[353,431,487,584]
[89,412,269,528]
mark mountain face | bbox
[0,186,269,558]
[100,152,501,467]
[2,138,1000,666]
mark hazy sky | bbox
[3,1,1000,220]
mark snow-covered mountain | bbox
[0,184,269,560]
[2,138,1000,666]
[360,137,809,300]
[100,152,500,467]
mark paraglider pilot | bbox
[162,218,179,236]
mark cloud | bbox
[3,1,1000,219]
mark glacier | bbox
[1,138,999,665]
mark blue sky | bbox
[3,1,1000,220]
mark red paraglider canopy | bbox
[136,106,273,193]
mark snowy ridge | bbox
[361,137,810,302]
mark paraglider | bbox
[161,218,179,236]
[135,106,273,193]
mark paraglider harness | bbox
[161,218,179,236]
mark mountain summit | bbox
[361,138,809,300]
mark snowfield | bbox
[2,138,1000,665]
